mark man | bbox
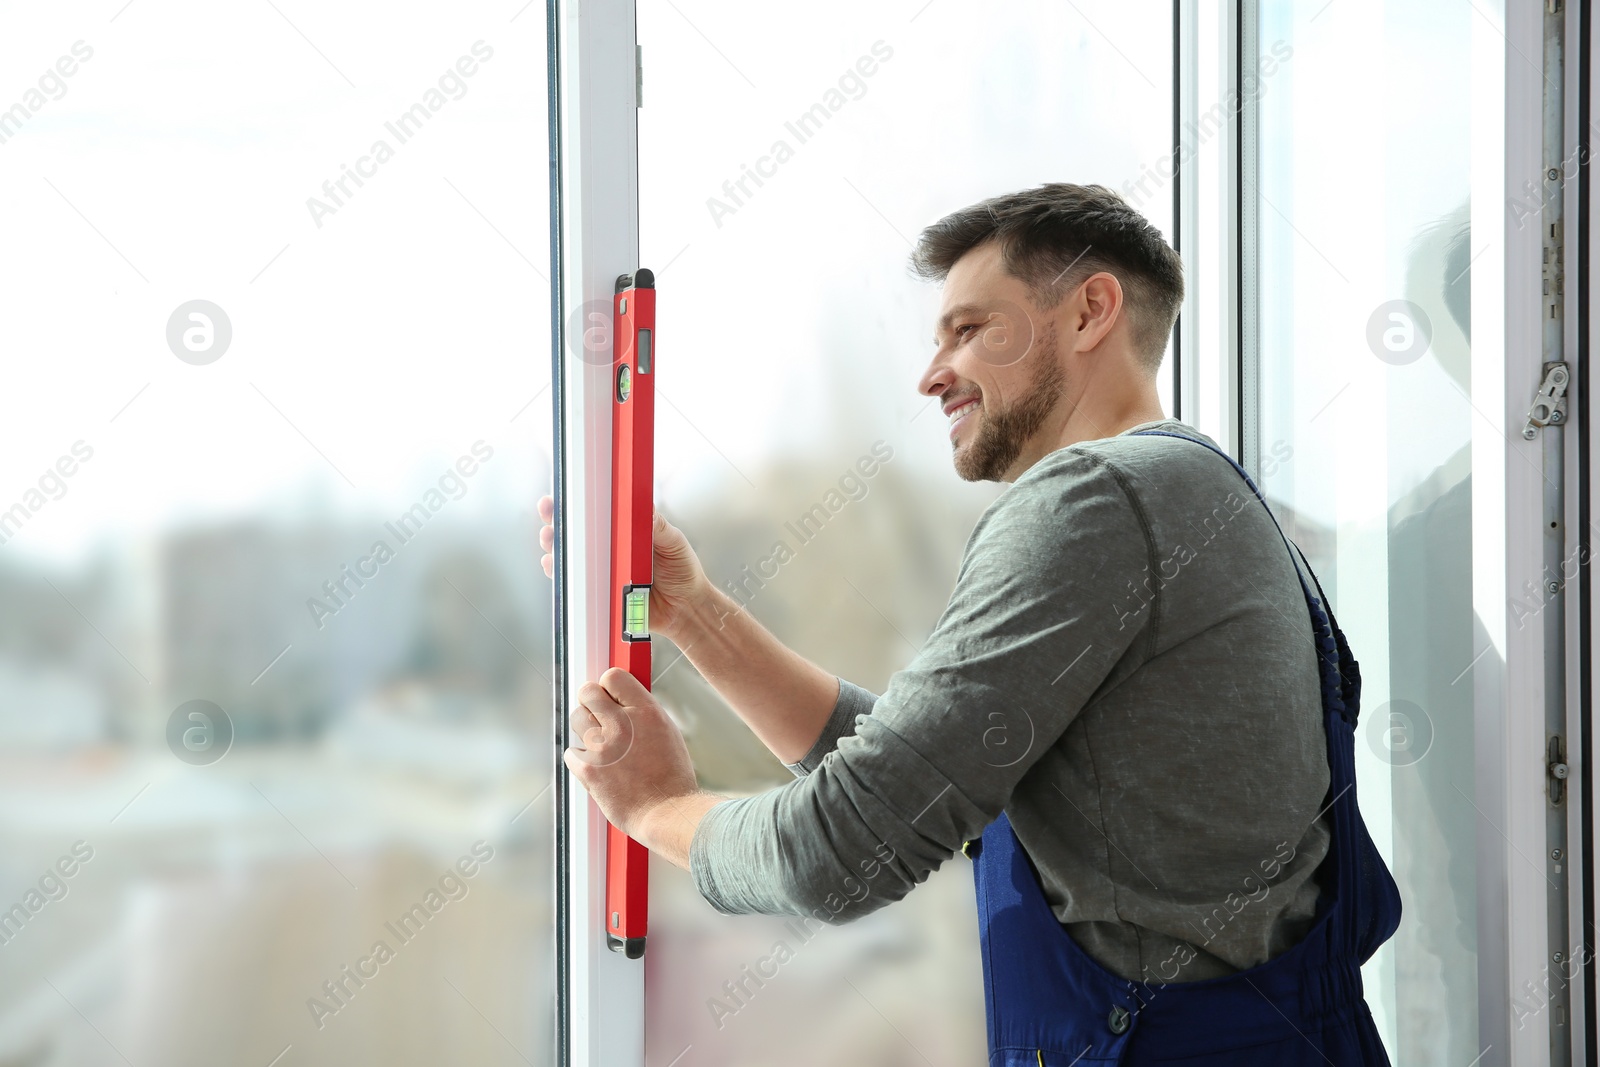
[542,183,1398,1062]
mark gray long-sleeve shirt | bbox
[687,418,1332,983]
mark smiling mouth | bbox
[947,398,979,439]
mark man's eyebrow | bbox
[935,302,987,335]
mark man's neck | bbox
[1001,398,1168,483]
[1059,393,1167,445]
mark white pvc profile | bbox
[1175,0,1201,427]
[1560,0,1592,1060]
[1574,4,1600,1062]
[1182,0,1241,455]
[1234,0,1257,477]
[548,0,643,1064]
[1564,0,1595,1060]
[1477,0,1554,1061]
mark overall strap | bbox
[1127,430,1299,576]
[1128,429,1356,722]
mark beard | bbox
[953,326,1066,483]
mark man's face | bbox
[919,242,1067,483]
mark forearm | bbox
[638,790,727,872]
[665,586,841,766]
[689,702,991,923]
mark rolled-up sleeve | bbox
[784,678,880,778]
[688,449,1154,923]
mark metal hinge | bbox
[636,44,643,108]
[1522,361,1570,439]
[1549,735,1570,804]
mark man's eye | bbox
[956,323,978,339]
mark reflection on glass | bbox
[638,3,1172,1063]
[1255,2,1477,1060]
[0,5,554,1064]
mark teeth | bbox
[948,400,977,424]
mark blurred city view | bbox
[0,508,558,1066]
[1,1,569,1063]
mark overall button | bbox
[1107,1005,1130,1034]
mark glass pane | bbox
[637,4,1172,1063]
[1254,2,1477,1059]
[0,6,554,1065]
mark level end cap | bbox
[606,932,647,959]
[615,269,655,293]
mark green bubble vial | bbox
[624,586,649,639]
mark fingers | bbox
[566,671,646,771]
[569,678,636,767]
[576,678,621,716]
[568,701,600,740]
[599,666,650,705]
[537,496,555,578]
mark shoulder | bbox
[967,434,1161,555]
[1050,420,1252,507]
[961,422,1234,559]
[996,421,1222,507]
[1065,420,1230,478]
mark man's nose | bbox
[919,353,954,399]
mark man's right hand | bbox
[537,494,715,642]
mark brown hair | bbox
[908,183,1184,373]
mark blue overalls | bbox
[967,429,1402,1065]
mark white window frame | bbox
[1496,1,1586,1063]
[1176,0,1243,455]
[1487,0,1550,1058]
[547,1,644,1064]
[1578,3,1599,1059]
[1563,0,1595,1060]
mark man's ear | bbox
[1073,272,1124,352]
